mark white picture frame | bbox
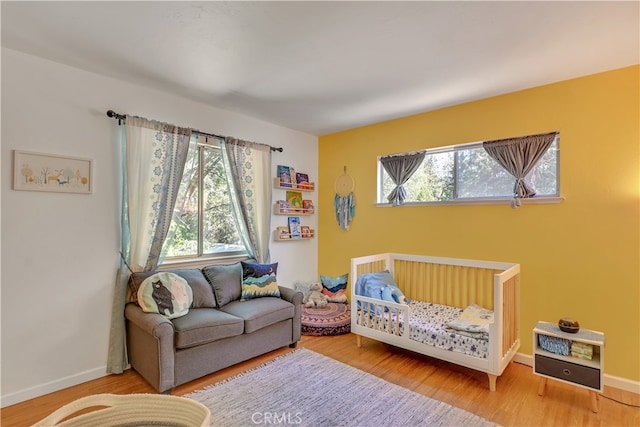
[13,150,93,194]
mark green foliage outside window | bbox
[163,138,244,259]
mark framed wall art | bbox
[13,150,93,194]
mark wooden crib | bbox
[351,253,520,391]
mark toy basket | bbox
[32,393,210,427]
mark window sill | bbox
[376,196,564,207]
[159,254,250,270]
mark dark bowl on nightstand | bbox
[558,318,580,333]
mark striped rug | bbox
[185,348,497,426]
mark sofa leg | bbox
[161,388,173,395]
[289,341,298,348]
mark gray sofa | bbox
[124,261,302,393]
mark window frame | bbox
[377,137,562,206]
[160,135,248,267]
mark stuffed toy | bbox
[381,284,409,305]
[303,282,330,308]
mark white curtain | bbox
[222,138,272,263]
[106,116,191,374]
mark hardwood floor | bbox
[3,334,638,426]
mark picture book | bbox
[286,191,303,209]
[277,200,291,213]
[289,167,297,185]
[277,165,292,187]
[296,173,310,189]
[276,226,290,239]
[300,225,312,238]
[288,217,302,238]
[302,199,314,213]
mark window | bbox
[162,135,246,260]
[378,136,559,204]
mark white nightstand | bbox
[533,321,605,413]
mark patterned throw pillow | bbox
[240,262,281,301]
[320,273,348,303]
[137,272,193,319]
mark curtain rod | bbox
[106,110,283,152]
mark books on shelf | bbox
[277,200,292,213]
[301,225,312,238]
[296,173,311,189]
[288,216,302,238]
[289,167,297,186]
[302,199,314,213]
[276,165,313,190]
[276,226,290,239]
[276,199,314,214]
[277,165,292,187]
[286,191,303,209]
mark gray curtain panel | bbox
[483,131,558,205]
[380,152,426,206]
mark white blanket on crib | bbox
[445,303,493,340]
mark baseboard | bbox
[514,352,640,395]
[1,366,107,408]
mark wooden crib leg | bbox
[487,374,497,392]
[356,334,362,348]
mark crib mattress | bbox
[357,301,490,359]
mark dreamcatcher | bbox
[334,167,355,230]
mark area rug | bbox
[185,348,497,427]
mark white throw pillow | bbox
[137,272,193,319]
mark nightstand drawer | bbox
[535,354,600,389]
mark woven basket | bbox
[32,393,211,427]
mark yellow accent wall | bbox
[318,66,640,382]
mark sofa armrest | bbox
[125,303,174,337]
[278,287,303,344]
[279,286,303,306]
[124,303,175,393]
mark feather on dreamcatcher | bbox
[334,167,355,231]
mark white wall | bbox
[0,47,318,406]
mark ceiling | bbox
[2,1,638,136]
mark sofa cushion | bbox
[171,308,244,349]
[219,297,294,334]
[137,272,193,319]
[129,269,216,308]
[202,263,243,307]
